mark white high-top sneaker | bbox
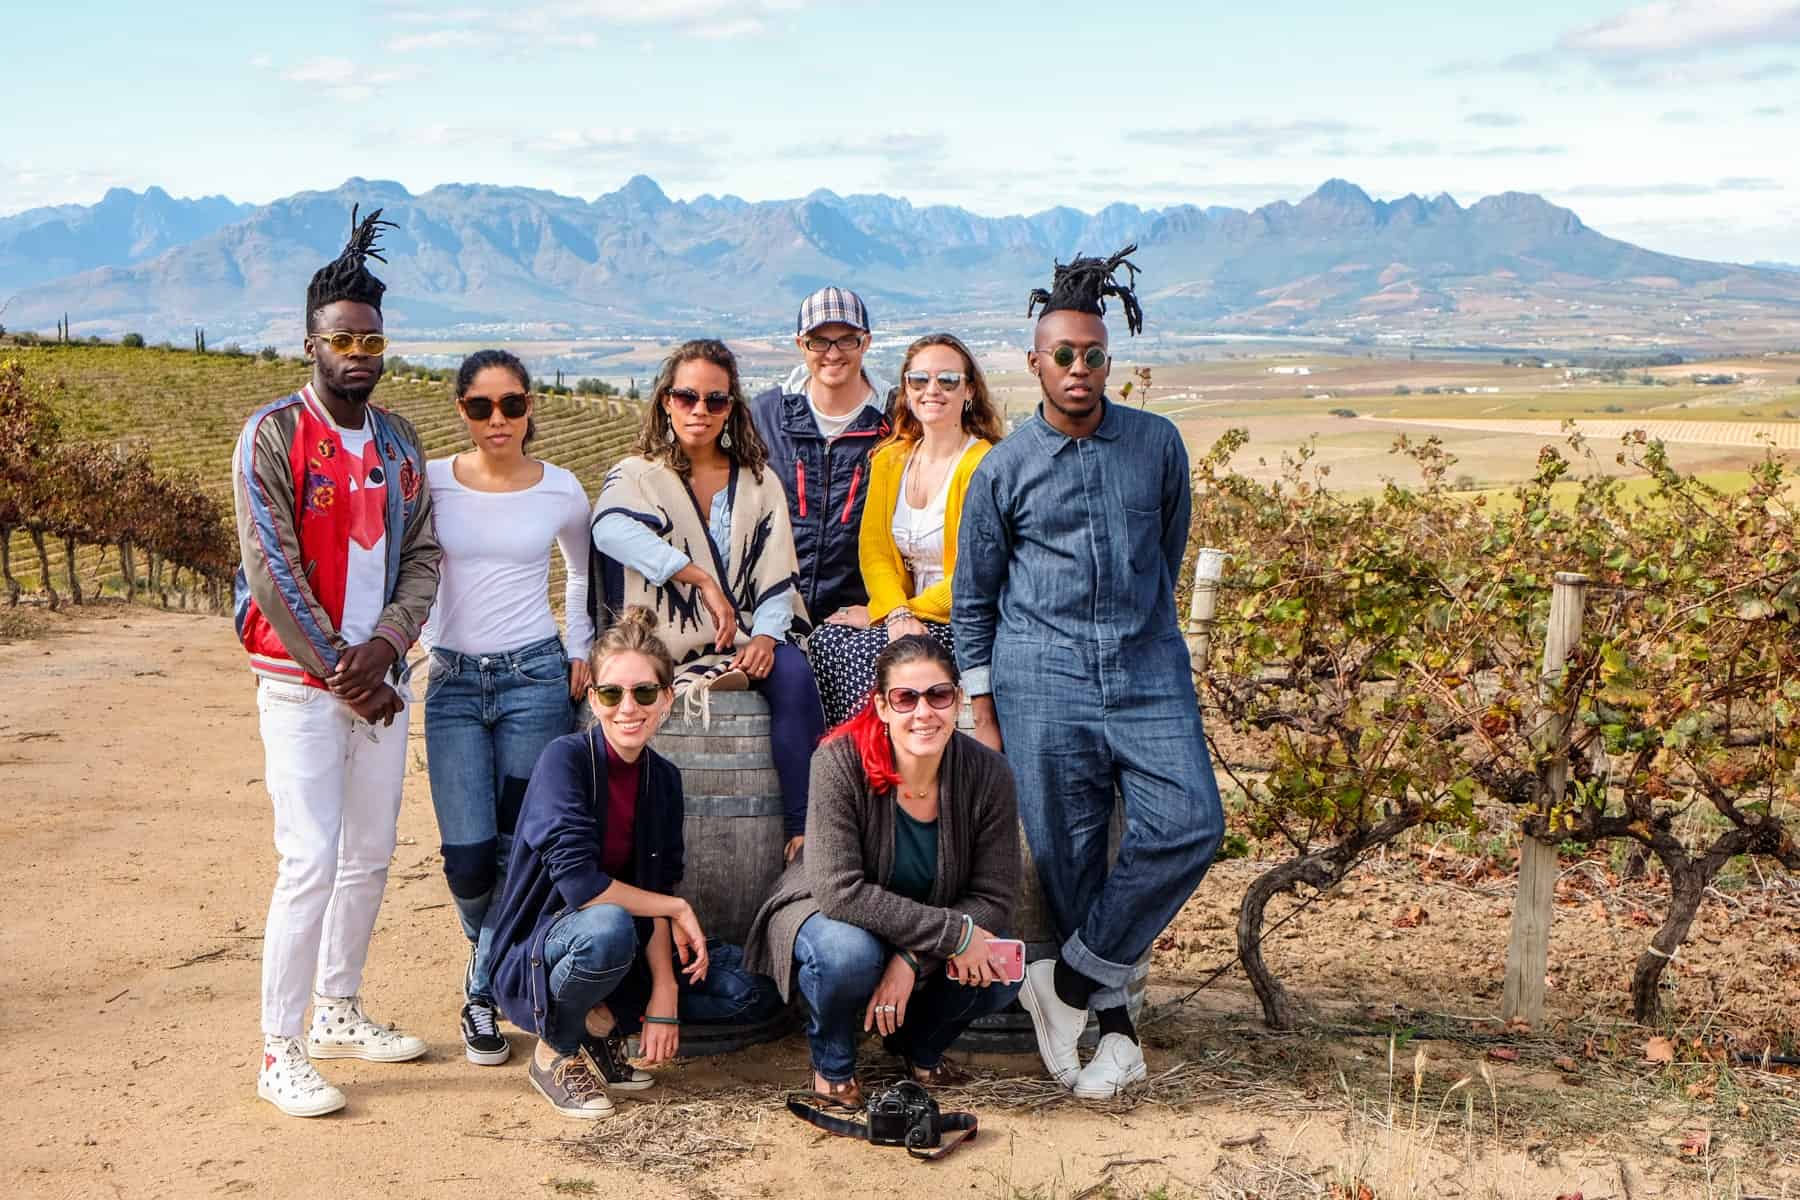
[258,1035,347,1117]
[308,994,428,1062]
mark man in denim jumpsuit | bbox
[952,246,1224,1100]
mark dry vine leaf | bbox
[1678,1128,1711,1158]
[1553,1056,1579,1073]
[1643,1036,1676,1064]
[1486,1046,1521,1063]
[1554,1193,1584,1200]
[1392,904,1428,929]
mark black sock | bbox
[1052,959,1101,1010]
[1095,1005,1138,1044]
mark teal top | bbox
[889,801,939,904]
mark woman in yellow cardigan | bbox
[807,333,1006,728]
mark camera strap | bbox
[784,1092,979,1162]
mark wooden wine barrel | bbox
[650,690,796,1056]
[958,798,1150,1054]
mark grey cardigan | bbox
[744,731,1020,1001]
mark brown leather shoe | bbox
[910,1058,973,1087]
[812,1074,864,1109]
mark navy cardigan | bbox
[488,729,685,1038]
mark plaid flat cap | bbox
[795,286,871,335]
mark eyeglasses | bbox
[1034,345,1107,370]
[668,388,732,414]
[460,393,530,421]
[314,331,388,356]
[884,682,958,713]
[589,682,668,707]
[802,333,865,354]
[904,370,965,393]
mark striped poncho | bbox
[589,454,808,700]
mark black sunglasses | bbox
[1035,345,1107,370]
[904,370,965,393]
[589,682,668,707]
[668,388,732,414]
[461,393,530,421]
[884,682,958,713]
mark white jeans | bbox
[256,678,410,1037]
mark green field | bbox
[2,343,646,603]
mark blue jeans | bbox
[542,910,783,1053]
[425,635,575,1003]
[792,913,1021,1083]
[994,632,1224,1010]
[541,904,640,1055]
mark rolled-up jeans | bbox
[425,635,574,1002]
[994,632,1225,1010]
[792,913,1021,1083]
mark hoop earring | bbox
[720,427,733,451]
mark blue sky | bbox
[6,0,1799,260]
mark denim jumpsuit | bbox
[952,399,1225,1009]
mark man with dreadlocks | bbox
[952,245,1224,1099]
[232,207,441,1117]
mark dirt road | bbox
[4,608,1781,1199]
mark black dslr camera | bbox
[866,1081,942,1149]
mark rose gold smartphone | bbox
[986,938,1026,984]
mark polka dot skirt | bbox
[806,619,956,730]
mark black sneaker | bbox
[461,999,511,1066]
[583,1031,654,1091]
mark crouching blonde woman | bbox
[488,608,774,1117]
[745,635,1021,1107]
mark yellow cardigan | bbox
[860,437,994,624]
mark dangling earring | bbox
[663,421,675,445]
[963,397,973,413]
[720,427,733,451]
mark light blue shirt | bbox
[593,489,796,642]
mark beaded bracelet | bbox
[952,914,974,957]
[642,1015,680,1026]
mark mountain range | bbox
[4,177,1798,350]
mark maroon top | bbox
[601,738,640,880]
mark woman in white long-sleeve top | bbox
[423,348,595,1068]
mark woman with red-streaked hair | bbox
[744,635,1021,1107]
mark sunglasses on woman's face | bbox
[315,330,388,356]
[884,682,958,713]
[668,388,732,414]
[589,682,667,707]
[460,394,530,421]
[904,370,965,393]
[1035,345,1107,370]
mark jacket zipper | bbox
[839,464,862,525]
[795,457,807,518]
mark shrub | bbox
[121,333,145,349]
[259,346,279,362]
[1328,407,1357,418]
[1392,385,1411,396]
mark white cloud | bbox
[779,132,947,160]
[386,29,484,51]
[279,56,421,102]
[1464,111,1522,128]
[249,53,273,69]
[1560,1,1800,58]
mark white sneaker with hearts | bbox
[308,994,428,1062]
[258,1035,347,1117]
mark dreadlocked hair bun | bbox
[307,204,400,321]
[1026,242,1144,336]
[590,605,674,686]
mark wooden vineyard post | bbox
[1187,547,1229,677]
[1501,571,1589,1027]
